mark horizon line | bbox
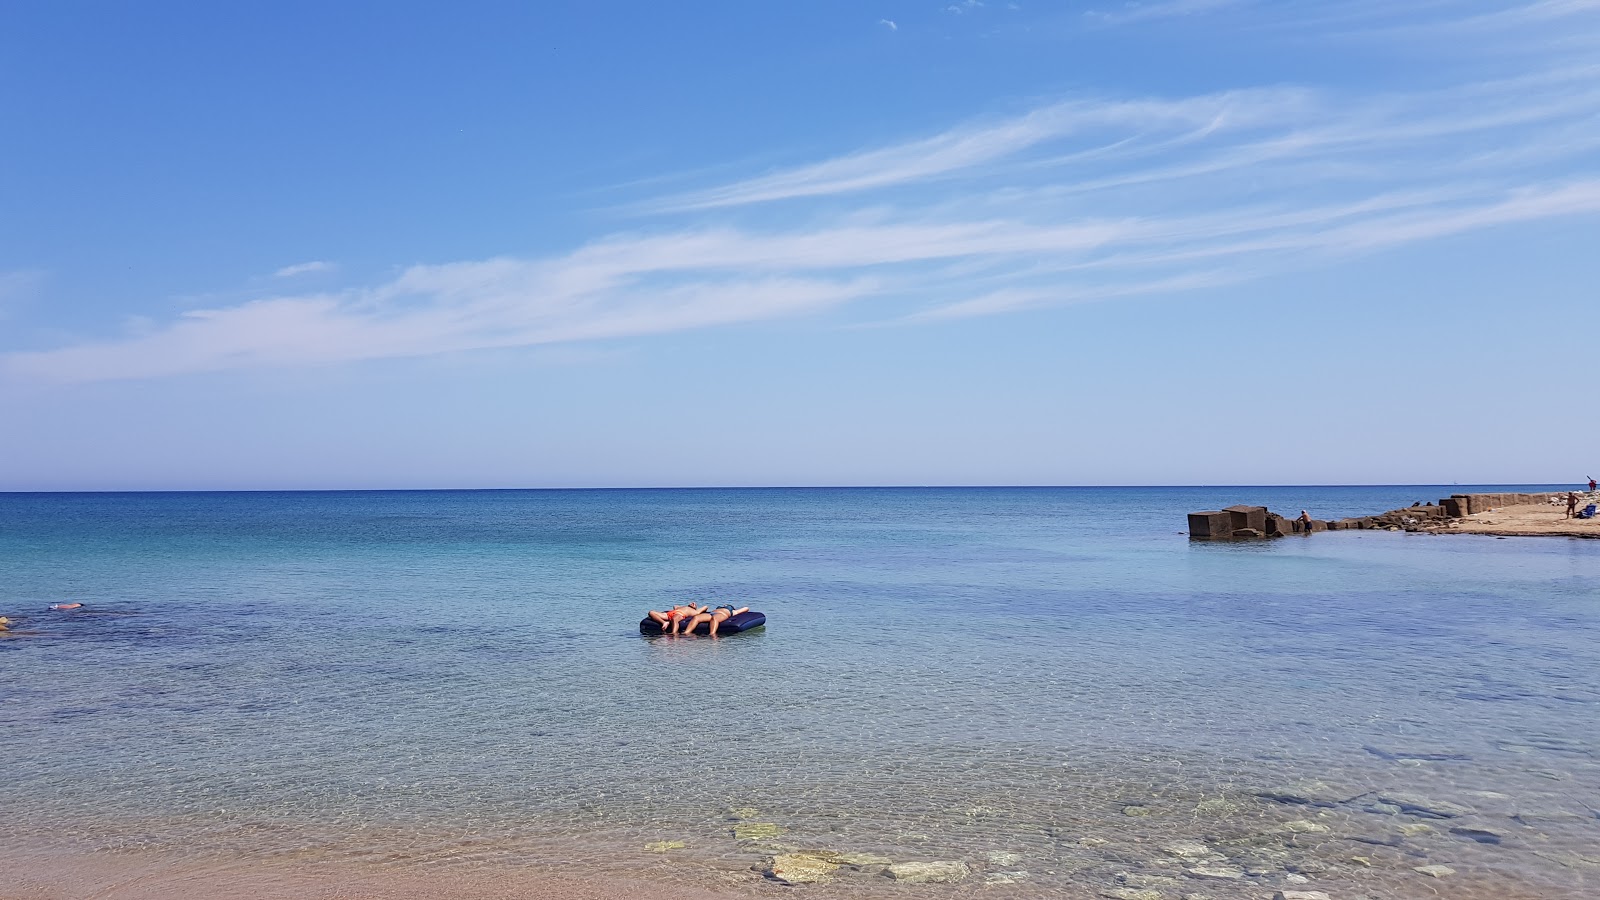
[0,482,1581,496]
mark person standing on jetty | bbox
[1297,510,1313,533]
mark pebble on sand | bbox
[1413,864,1456,877]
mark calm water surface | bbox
[2,487,1596,897]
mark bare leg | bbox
[683,613,711,635]
[708,612,727,636]
[647,610,670,630]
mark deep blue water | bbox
[2,486,1597,896]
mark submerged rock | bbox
[1161,840,1215,860]
[733,822,785,841]
[1412,863,1455,878]
[644,840,686,852]
[986,850,1023,866]
[766,853,840,884]
[1117,872,1181,887]
[886,861,971,884]
[984,871,1029,884]
[1100,889,1163,900]
[1282,820,1330,834]
[1185,863,1245,880]
[1193,799,1240,817]
[834,852,892,868]
[1449,826,1503,844]
[1122,805,1157,817]
[1377,792,1470,819]
[1256,780,1356,807]
[1273,892,1332,900]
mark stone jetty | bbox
[1188,492,1573,539]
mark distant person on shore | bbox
[678,604,751,637]
[1298,510,1313,533]
[1567,493,1579,518]
[1589,476,1597,493]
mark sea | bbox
[2,486,1597,898]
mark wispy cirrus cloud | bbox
[273,260,337,278]
[1084,0,1252,26]
[6,2,1599,383]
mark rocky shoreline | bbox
[1189,491,1600,540]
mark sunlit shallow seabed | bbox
[2,487,1596,898]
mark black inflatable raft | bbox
[640,610,766,635]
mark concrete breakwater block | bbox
[1224,505,1268,532]
[1187,511,1233,538]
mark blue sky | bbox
[2,1,1598,490]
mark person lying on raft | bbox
[645,603,708,635]
[678,605,751,637]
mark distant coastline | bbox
[1190,490,1600,540]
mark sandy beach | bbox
[1430,493,1600,538]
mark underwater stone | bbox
[1256,780,1355,807]
[1377,793,1469,819]
[1162,840,1214,860]
[1194,799,1240,817]
[1413,864,1456,877]
[766,853,839,884]
[1118,872,1181,887]
[1185,863,1245,880]
[733,822,784,841]
[1283,820,1330,834]
[644,840,686,852]
[986,850,1023,866]
[886,860,970,883]
[1101,890,1163,900]
[834,852,893,867]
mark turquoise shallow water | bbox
[2,487,1597,897]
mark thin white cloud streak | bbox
[648,88,1314,212]
[906,271,1241,322]
[1084,0,1252,26]
[273,260,337,278]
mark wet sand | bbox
[1431,493,1600,538]
[0,844,751,900]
